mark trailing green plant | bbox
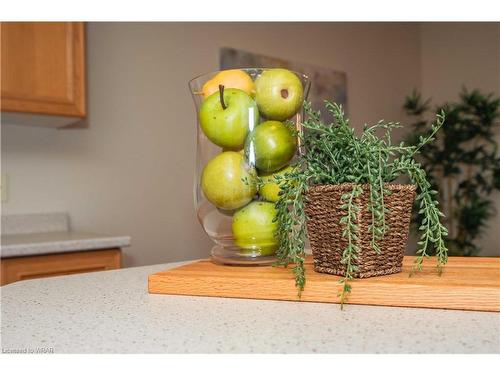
[404,88,500,256]
[273,101,448,307]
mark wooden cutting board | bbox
[148,256,500,312]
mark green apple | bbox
[199,88,259,150]
[201,151,257,210]
[255,68,304,121]
[259,165,295,203]
[245,120,297,173]
[232,201,278,256]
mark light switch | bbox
[1,174,7,202]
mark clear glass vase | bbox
[189,68,310,265]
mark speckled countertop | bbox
[1,261,499,354]
[1,212,130,258]
[1,231,131,258]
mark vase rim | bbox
[188,67,309,88]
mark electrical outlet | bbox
[1,174,7,202]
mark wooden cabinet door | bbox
[0,249,121,286]
[1,22,86,117]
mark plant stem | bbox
[338,184,361,309]
[410,111,445,157]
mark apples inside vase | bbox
[189,68,310,265]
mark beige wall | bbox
[2,22,423,266]
[420,23,500,256]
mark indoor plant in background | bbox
[273,101,449,306]
[404,88,500,256]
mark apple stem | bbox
[219,84,227,110]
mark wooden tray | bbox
[148,256,500,312]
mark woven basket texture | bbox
[305,183,416,278]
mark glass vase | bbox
[189,68,310,265]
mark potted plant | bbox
[273,101,449,307]
[404,88,500,256]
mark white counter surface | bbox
[1,261,499,354]
[1,212,130,258]
[1,231,131,258]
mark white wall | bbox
[420,23,500,256]
[2,22,424,266]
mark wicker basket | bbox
[305,183,416,278]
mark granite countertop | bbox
[1,261,499,354]
[1,231,131,258]
[1,212,130,258]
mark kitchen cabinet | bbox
[0,248,121,286]
[1,22,86,125]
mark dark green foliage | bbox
[274,101,448,306]
[404,88,500,256]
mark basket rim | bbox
[307,183,416,193]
